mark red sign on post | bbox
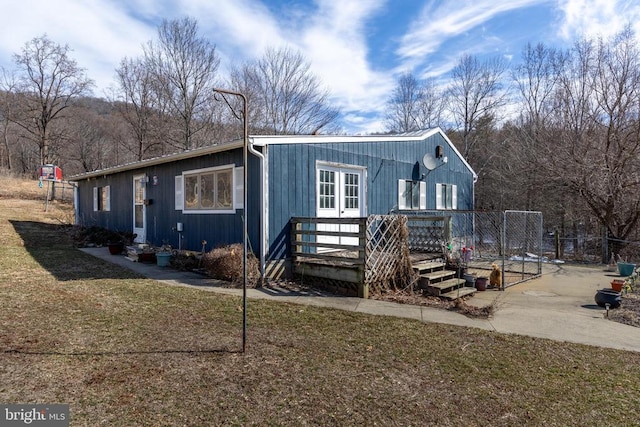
[39,164,63,182]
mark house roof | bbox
[69,140,244,180]
[69,127,476,181]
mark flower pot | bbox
[138,252,156,263]
[611,279,625,292]
[475,277,487,291]
[156,252,172,267]
[595,288,621,308]
[617,262,636,277]
[463,273,476,287]
[107,242,124,255]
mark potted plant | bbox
[475,276,488,291]
[617,260,636,277]
[611,279,625,292]
[107,241,124,255]
[595,288,621,308]
[156,244,173,267]
[138,248,156,263]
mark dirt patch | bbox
[266,279,496,319]
[371,289,496,318]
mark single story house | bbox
[70,128,477,278]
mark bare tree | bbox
[7,35,93,166]
[144,17,220,150]
[512,28,640,258]
[447,53,507,159]
[384,72,444,133]
[0,78,17,170]
[506,43,567,215]
[113,57,164,160]
[58,100,119,173]
[231,46,340,135]
[568,29,640,246]
[514,43,562,134]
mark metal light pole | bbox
[213,88,248,353]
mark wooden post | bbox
[359,281,369,299]
[44,180,50,212]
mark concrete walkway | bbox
[80,248,640,353]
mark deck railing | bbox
[290,215,443,297]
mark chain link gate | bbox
[502,210,543,287]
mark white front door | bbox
[316,165,365,249]
[133,175,146,243]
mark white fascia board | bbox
[249,128,441,146]
[437,130,478,181]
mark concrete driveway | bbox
[468,263,640,352]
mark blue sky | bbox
[1,0,639,134]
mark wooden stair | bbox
[412,261,476,300]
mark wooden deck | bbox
[290,215,475,299]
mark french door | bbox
[316,164,365,249]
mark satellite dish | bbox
[423,153,437,170]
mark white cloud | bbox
[297,0,395,128]
[396,0,549,72]
[0,0,155,96]
[176,0,286,62]
[558,0,640,41]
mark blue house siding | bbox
[72,129,475,277]
[263,131,475,261]
[74,144,262,255]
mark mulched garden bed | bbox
[608,292,640,327]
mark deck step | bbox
[424,278,466,296]
[412,261,446,273]
[419,270,456,283]
[440,287,477,300]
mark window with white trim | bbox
[344,172,359,209]
[319,169,336,209]
[398,179,426,210]
[436,183,457,210]
[177,165,242,213]
[92,185,110,211]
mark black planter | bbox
[595,288,621,309]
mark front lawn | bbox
[1,196,640,426]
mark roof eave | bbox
[68,140,244,181]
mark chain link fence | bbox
[541,233,640,265]
[409,210,544,288]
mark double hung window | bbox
[398,180,426,210]
[436,183,457,210]
[92,186,110,211]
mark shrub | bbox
[202,243,260,286]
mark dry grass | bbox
[2,178,640,426]
[0,175,45,200]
